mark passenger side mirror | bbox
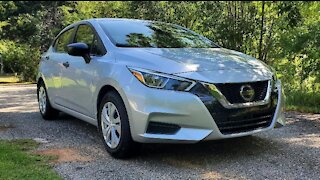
[67,43,91,63]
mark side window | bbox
[55,28,74,53]
[74,25,103,56]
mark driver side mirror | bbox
[67,43,91,63]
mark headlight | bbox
[128,67,196,91]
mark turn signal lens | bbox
[131,70,145,83]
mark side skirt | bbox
[53,103,98,126]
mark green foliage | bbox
[273,2,320,93]
[0,40,40,82]
[0,139,62,180]
[286,91,320,113]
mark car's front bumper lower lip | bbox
[124,76,285,143]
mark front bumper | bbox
[123,77,285,143]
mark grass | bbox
[286,91,320,114]
[0,75,20,83]
[0,75,34,84]
[0,139,62,180]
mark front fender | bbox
[275,80,286,128]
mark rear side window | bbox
[55,28,74,53]
[74,24,104,56]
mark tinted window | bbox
[99,20,218,48]
[74,25,103,55]
[55,28,74,53]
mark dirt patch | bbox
[35,148,92,163]
[0,124,14,131]
[201,171,225,180]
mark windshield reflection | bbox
[99,20,219,48]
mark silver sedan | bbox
[37,18,285,158]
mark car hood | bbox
[114,48,273,83]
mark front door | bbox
[60,24,105,118]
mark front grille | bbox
[216,111,274,134]
[189,82,277,135]
[214,81,269,104]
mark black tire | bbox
[98,91,140,158]
[37,81,59,120]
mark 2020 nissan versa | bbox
[37,18,286,158]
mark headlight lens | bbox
[128,67,195,91]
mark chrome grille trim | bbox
[202,80,272,109]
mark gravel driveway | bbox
[0,84,319,180]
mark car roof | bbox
[87,18,152,23]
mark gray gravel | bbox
[0,84,319,180]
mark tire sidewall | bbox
[38,83,49,116]
[98,91,132,154]
[37,82,58,119]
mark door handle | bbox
[62,62,69,68]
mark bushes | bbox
[0,40,40,82]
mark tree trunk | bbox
[262,20,274,64]
[0,58,3,75]
[239,1,244,51]
[258,1,265,61]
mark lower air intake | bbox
[146,122,180,135]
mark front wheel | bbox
[98,91,140,158]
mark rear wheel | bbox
[98,91,140,158]
[37,82,59,120]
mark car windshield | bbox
[98,20,219,48]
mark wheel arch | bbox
[96,84,132,123]
[36,73,47,88]
[97,85,119,112]
[36,74,46,100]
